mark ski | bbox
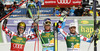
[53,22,58,51]
[0,1,27,22]
[27,8,33,18]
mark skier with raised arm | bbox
[31,18,66,51]
[2,19,37,51]
[58,22,93,51]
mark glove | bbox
[90,35,94,43]
[3,19,8,29]
[59,17,63,22]
[90,34,99,43]
[59,17,66,22]
[34,26,38,33]
[63,17,67,22]
[53,22,58,32]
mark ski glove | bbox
[3,19,8,29]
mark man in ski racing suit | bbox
[2,19,37,51]
[58,22,93,51]
[31,18,66,51]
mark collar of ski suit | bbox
[44,30,51,32]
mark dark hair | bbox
[31,0,33,1]
[14,2,17,4]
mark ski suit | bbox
[2,25,37,51]
[58,24,92,51]
[31,20,66,51]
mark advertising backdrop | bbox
[78,20,100,39]
[44,0,82,5]
[10,8,54,18]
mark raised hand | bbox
[3,19,8,29]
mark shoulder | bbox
[38,1,41,3]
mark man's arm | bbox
[80,35,92,43]
[33,2,37,8]
[26,30,37,40]
[57,17,68,38]
[31,23,42,34]
[2,19,16,39]
[26,22,42,40]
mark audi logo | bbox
[13,44,23,49]
[57,0,71,4]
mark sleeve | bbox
[80,35,92,43]
[58,28,68,38]
[58,17,66,29]
[31,23,42,35]
[57,18,67,37]
[25,27,36,40]
[26,30,38,40]
[34,3,37,8]
[26,24,43,40]
[2,25,16,39]
[32,2,37,8]
[38,2,41,8]
[26,29,43,40]
[26,3,29,8]
[61,21,66,29]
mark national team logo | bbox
[57,0,71,4]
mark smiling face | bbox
[44,25,51,31]
[69,26,76,34]
[18,26,25,34]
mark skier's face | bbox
[35,0,38,3]
[69,26,76,34]
[44,25,51,30]
[18,26,25,34]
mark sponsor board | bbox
[44,0,82,5]
[10,8,54,18]
[78,20,100,39]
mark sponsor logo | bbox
[14,20,21,24]
[13,11,21,13]
[13,44,23,49]
[57,0,71,4]
[40,10,51,12]
[81,20,89,24]
[16,38,23,40]
[70,37,76,39]
[45,1,56,4]
[46,33,50,37]
[73,1,81,4]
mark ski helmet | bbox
[43,18,51,26]
[44,18,51,21]
[17,22,26,31]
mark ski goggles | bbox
[19,27,25,30]
[44,21,51,25]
